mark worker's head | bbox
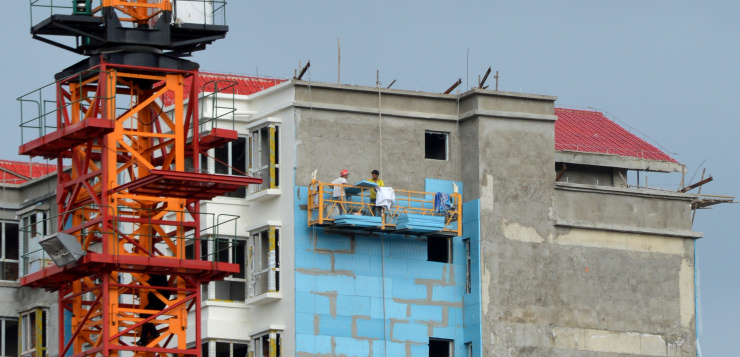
[340,169,349,178]
[371,170,379,179]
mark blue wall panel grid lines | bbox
[315,335,334,355]
[295,182,479,356]
[409,304,443,321]
[355,317,385,340]
[296,334,317,354]
[334,336,372,356]
[296,312,316,335]
[315,274,356,295]
[336,295,372,316]
[354,275,384,298]
[392,321,430,344]
[317,314,354,338]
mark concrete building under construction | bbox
[1,1,731,357]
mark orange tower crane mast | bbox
[19,1,257,356]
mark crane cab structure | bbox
[18,1,253,356]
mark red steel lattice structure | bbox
[19,1,256,356]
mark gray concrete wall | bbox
[554,183,695,235]
[293,83,461,191]
[460,90,697,356]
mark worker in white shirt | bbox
[332,169,350,199]
[331,169,350,215]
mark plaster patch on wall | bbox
[501,219,544,243]
[554,228,685,255]
[551,326,667,356]
[679,257,695,328]
[481,174,495,209]
[481,266,491,316]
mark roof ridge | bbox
[197,72,286,82]
[0,159,55,167]
[555,107,601,114]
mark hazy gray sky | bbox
[1,1,738,355]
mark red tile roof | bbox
[0,160,55,184]
[160,72,286,107]
[555,108,677,163]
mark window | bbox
[1,318,19,357]
[465,342,472,357]
[248,124,280,193]
[464,239,471,294]
[425,131,448,160]
[20,211,48,276]
[253,332,281,357]
[249,227,280,298]
[1,221,19,281]
[427,236,452,263]
[212,237,246,301]
[20,309,46,357]
[428,338,452,357]
[213,137,248,198]
[201,340,249,357]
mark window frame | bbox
[247,119,281,194]
[424,130,449,161]
[201,339,249,357]
[211,136,249,198]
[252,331,281,357]
[0,221,20,282]
[19,309,46,357]
[248,225,280,298]
[19,210,49,277]
[0,317,19,357]
[199,235,247,302]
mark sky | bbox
[1,1,738,355]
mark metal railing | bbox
[307,180,462,236]
[30,1,228,27]
[18,69,117,144]
[20,204,243,276]
[199,79,238,133]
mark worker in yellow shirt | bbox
[369,169,384,215]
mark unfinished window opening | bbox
[428,236,452,264]
[253,332,281,357]
[184,238,208,261]
[248,123,280,194]
[1,221,19,281]
[216,341,248,357]
[213,137,247,198]
[428,338,453,357]
[1,318,19,357]
[464,238,471,294]
[425,131,448,160]
[213,237,246,301]
[250,227,280,297]
[20,309,46,357]
[200,340,248,357]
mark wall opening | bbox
[425,131,448,160]
[214,137,247,198]
[429,338,453,357]
[428,237,452,263]
[464,238,471,294]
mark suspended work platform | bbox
[308,180,462,237]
